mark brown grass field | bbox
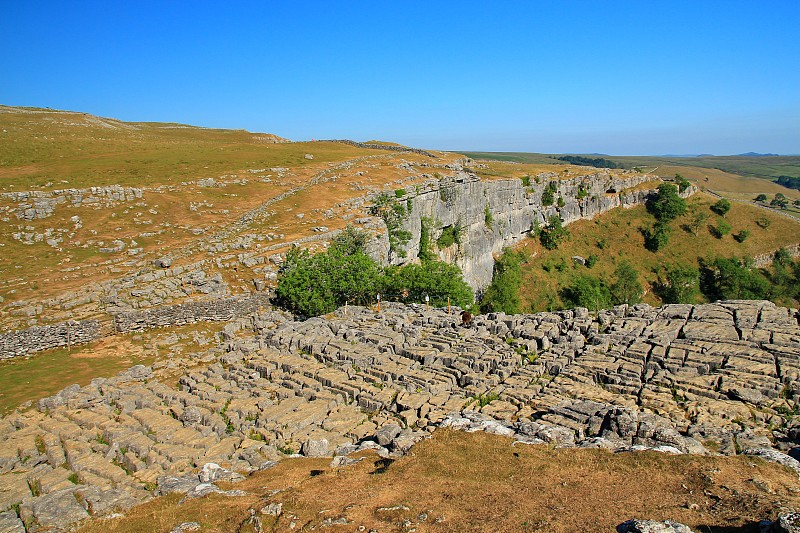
[79,429,800,533]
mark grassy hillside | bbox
[513,192,800,312]
[460,150,800,182]
[0,106,383,190]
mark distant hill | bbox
[738,152,780,157]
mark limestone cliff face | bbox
[377,169,692,292]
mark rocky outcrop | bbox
[1,299,798,530]
[379,169,693,291]
[2,186,144,220]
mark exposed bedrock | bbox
[376,169,694,291]
[2,299,798,530]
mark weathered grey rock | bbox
[0,511,25,533]
[617,519,694,533]
[157,473,201,495]
[301,438,330,458]
[198,462,245,484]
[154,256,173,269]
[170,522,201,532]
[376,424,402,447]
[743,449,800,477]
[19,488,88,531]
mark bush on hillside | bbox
[480,250,527,314]
[658,264,700,304]
[647,183,687,222]
[699,257,770,301]
[383,260,474,309]
[711,198,731,216]
[644,222,670,252]
[561,275,611,312]
[540,215,570,250]
[610,261,643,305]
[276,237,473,316]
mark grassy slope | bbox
[78,429,800,533]
[460,150,800,182]
[514,192,800,312]
[0,106,379,189]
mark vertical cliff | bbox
[372,168,692,293]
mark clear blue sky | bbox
[2,1,798,155]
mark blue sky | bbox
[1,1,798,155]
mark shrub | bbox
[711,219,732,238]
[557,196,565,208]
[660,263,699,304]
[521,175,531,187]
[371,193,411,257]
[484,204,493,227]
[577,185,589,199]
[733,229,750,243]
[755,194,768,202]
[585,254,598,268]
[480,250,526,314]
[541,181,558,207]
[417,217,436,262]
[610,261,643,305]
[644,222,670,252]
[561,275,611,312]
[675,174,692,193]
[276,246,383,317]
[394,188,405,198]
[383,260,474,308]
[647,183,686,222]
[711,198,731,216]
[699,257,770,301]
[756,216,772,229]
[436,221,464,249]
[540,216,569,250]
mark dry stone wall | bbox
[322,139,437,158]
[114,294,273,333]
[0,320,101,359]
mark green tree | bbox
[733,229,750,243]
[700,257,770,301]
[561,275,611,312]
[610,261,643,305]
[644,222,670,252]
[330,225,370,256]
[480,250,526,314]
[540,215,569,250]
[712,218,732,238]
[711,198,731,216]
[755,194,768,202]
[384,260,473,308]
[647,183,687,222]
[276,247,382,317]
[660,264,699,304]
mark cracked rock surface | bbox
[1,300,799,530]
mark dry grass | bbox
[79,429,800,533]
[650,165,800,198]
